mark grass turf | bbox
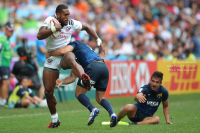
[0,93,200,133]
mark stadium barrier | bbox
[36,60,200,101]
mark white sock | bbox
[51,113,58,123]
[1,99,6,105]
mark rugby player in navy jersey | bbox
[117,71,173,125]
[47,40,118,127]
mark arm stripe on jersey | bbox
[52,34,56,38]
[68,19,74,26]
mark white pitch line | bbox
[0,109,87,119]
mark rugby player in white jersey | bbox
[37,4,104,128]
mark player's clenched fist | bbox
[56,79,63,89]
[53,20,62,31]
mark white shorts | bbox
[44,56,62,70]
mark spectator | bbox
[36,39,46,63]
[188,31,200,55]
[24,14,38,30]
[0,22,14,106]
[156,51,165,61]
[12,46,44,99]
[185,49,196,61]
[167,48,178,61]
[0,2,8,25]
[8,76,43,108]
[177,45,186,60]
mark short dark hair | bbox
[151,71,163,82]
[56,4,68,13]
[19,76,29,84]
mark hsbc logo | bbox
[136,62,150,90]
[110,62,151,95]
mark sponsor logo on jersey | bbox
[47,58,53,64]
[157,93,162,98]
[66,26,71,31]
[147,101,159,106]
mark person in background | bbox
[8,76,44,108]
[185,49,196,61]
[36,39,46,63]
[0,22,14,106]
[167,49,178,61]
[188,31,200,55]
[156,51,165,61]
[12,46,44,99]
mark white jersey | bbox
[41,16,82,51]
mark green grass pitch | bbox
[0,93,200,133]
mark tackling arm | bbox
[46,45,74,58]
[56,71,77,88]
[162,100,173,124]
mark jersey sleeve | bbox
[162,88,169,101]
[71,19,82,31]
[16,88,26,98]
[138,87,148,95]
[27,88,34,97]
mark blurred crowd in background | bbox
[0,0,200,62]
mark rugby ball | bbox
[48,18,60,39]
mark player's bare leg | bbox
[0,79,10,105]
[61,52,84,79]
[61,52,91,90]
[43,70,60,128]
[137,116,160,125]
[96,90,117,127]
[117,104,137,121]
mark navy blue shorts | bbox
[0,67,10,80]
[128,108,149,122]
[77,61,108,92]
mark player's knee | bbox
[122,104,133,112]
[45,90,54,98]
[152,116,160,124]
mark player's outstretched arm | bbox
[162,100,173,124]
[134,93,146,103]
[81,23,98,40]
[81,23,105,54]
[56,71,77,88]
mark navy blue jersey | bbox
[134,83,168,116]
[17,86,34,98]
[68,41,102,68]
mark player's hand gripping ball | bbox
[48,18,61,39]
